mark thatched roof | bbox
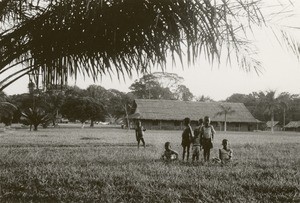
[266,121,280,128]
[131,99,257,123]
[284,121,300,128]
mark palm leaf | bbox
[0,0,298,90]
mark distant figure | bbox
[200,116,215,162]
[181,117,194,161]
[135,120,146,148]
[161,142,179,161]
[192,118,204,162]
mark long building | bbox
[129,99,258,131]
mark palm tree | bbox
[21,107,50,131]
[260,90,280,133]
[0,101,17,127]
[215,104,235,132]
[277,92,296,131]
[0,1,298,90]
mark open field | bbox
[0,127,300,202]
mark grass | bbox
[0,127,300,202]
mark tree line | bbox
[0,72,300,131]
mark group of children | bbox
[162,116,233,164]
[135,116,233,164]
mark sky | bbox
[2,1,300,101]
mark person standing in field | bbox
[181,117,193,161]
[200,116,216,162]
[135,120,146,149]
[192,118,204,162]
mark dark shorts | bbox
[202,138,213,150]
[136,135,143,141]
[181,142,191,148]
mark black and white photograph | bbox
[0,0,300,202]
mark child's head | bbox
[183,117,190,126]
[222,139,229,148]
[165,142,171,150]
[204,116,210,125]
[198,118,204,125]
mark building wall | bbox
[285,127,300,132]
[136,120,255,131]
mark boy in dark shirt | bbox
[181,117,193,161]
[135,120,146,148]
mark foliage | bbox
[0,91,17,126]
[0,128,299,202]
[20,107,51,131]
[129,73,194,101]
[61,96,105,126]
[196,95,215,102]
[1,0,298,90]
[215,104,236,132]
[226,91,300,128]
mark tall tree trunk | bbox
[283,108,286,131]
[90,119,94,127]
[34,124,38,131]
[224,114,227,132]
[124,104,130,130]
[271,110,274,133]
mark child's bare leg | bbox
[182,146,186,160]
[203,149,208,162]
[137,139,140,149]
[186,145,190,161]
[141,138,145,148]
[207,150,210,161]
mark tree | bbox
[21,107,50,131]
[174,85,194,101]
[41,90,65,126]
[259,90,280,133]
[1,1,298,90]
[215,104,236,132]
[0,101,17,126]
[61,96,104,128]
[129,74,175,100]
[196,95,214,102]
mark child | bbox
[135,120,146,148]
[200,116,215,162]
[219,139,233,164]
[161,142,179,161]
[181,117,193,161]
[192,118,204,162]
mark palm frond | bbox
[0,0,297,90]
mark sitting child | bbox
[219,139,233,164]
[162,142,179,161]
[212,139,233,164]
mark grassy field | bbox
[0,126,299,202]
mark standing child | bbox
[192,118,204,162]
[161,142,179,161]
[181,117,193,161]
[200,116,216,162]
[135,120,146,148]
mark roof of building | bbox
[130,99,258,123]
[284,121,300,128]
[266,121,280,128]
